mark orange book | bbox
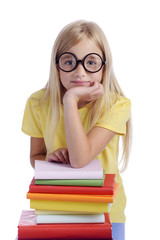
[27,183,118,203]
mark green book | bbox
[35,172,105,187]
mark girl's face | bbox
[58,38,104,90]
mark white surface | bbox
[35,210,97,215]
[37,213,105,224]
[0,1,160,239]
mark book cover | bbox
[18,210,112,239]
[35,159,103,180]
[27,183,118,203]
[30,199,112,213]
[29,174,115,195]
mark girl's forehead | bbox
[68,38,102,58]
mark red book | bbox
[18,238,113,240]
[18,237,113,240]
[29,174,115,195]
[18,210,112,239]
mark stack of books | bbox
[17,159,118,240]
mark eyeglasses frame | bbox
[56,52,106,73]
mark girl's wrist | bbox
[63,91,78,106]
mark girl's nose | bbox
[74,62,86,77]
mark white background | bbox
[0,0,160,239]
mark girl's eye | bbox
[87,60,96,65]
[64,60,73,65]
[89,61,95,65]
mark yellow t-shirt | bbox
[22,89,131,223]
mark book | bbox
[35,175,105,186]
[29,174,115,195]
[15,237,113,240]
[18,210,112,239]
[35,159,103,180]
[30,199,112,213]
[17,237,113,240]
[18,238,113,240]
[35,210,99,215]
[17,236,113,240]
[27,183,118,203]
[36,213,105,224]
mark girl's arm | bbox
[63,82,116,168]
[30,137,70,168]
[30,137,47,168]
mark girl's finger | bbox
[62,150,70,164]
[54,150,66,163]
[48,153,60,162]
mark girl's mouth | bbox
[71,81,90,85]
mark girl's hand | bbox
[48,148,70,164]
[63,81,104,104]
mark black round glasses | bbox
[56,52,106,73]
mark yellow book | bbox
[30,200,111,213]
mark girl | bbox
[22,20,131,239]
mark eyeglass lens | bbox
[58,53,103,73]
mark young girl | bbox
[22,20,131,239]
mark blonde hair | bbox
[44,20,132,172]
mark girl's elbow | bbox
[70,162,84,168]
[30,158,35,168]
[70,157,90,168]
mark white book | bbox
[35,210,97,215]
[35,159,103,180]
[36,213,105,224]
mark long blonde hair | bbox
[44,20,132,172]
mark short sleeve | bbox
[22,97,43,138]
[95,97,131,135]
